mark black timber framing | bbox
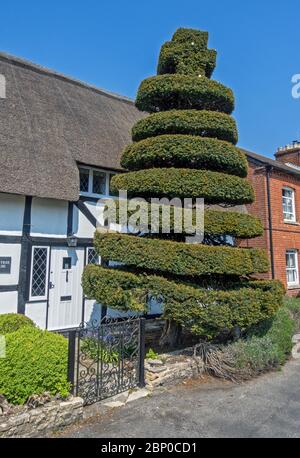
[17,196,32,314]
[67,202,74,236]
[0,285,18,292]
[75,200,98,228]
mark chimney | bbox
[275,141,300,166]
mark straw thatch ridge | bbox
[0,52,144,201]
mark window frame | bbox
[86,247,101,266]
[286,249,299,287]
[79,166,117,198]
[282,186,296,223]
[29,246,50,301]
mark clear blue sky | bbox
[1,0,299,157]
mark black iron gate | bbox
[67,316,145,405]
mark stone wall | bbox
[145,348,204,389]
[0,396,83,438]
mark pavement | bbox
[56,358,300,438]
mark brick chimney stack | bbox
[275,141,300,166]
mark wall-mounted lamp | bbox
[67,235,78,247]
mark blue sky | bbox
[1,0,299,157]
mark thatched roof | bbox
[0,52,143,201]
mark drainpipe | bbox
[266,165,275,279]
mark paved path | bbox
[59,358,300,438]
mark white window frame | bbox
[86,247,101,266]
[29,246,50,301]
[282,186,296,222]
[286,249,299,286]
[79,166,117,198]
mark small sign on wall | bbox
[0,257,11,274]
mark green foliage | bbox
[132,110,238,144]
[82,27,284,343]
[111,168,254,205]
[121,135,247,177]
[104,200,263,239]
[81,337,119,364]
[146,348,160,359]
[0,313,35,335]
[94,232,269,277]
[204,209,263,238]
[0,327,69,405]
[172,28,209,47]
[226,306,295,375]
[135,75,234,114]
[284,297,300,331]
[83,264,284,339]
[157,41,216,77]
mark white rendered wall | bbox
[31,198,68,237]
[0,193,24,235]
[25,302,47,329]
[0,292,18,313]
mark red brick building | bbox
[239,143,300,296]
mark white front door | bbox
[47,247,84,330]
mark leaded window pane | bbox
[79,168,89,192]
[87,248,100,265]
[31,248,48,297]
[92,171,106,195]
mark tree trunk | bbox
[159,319,182,349]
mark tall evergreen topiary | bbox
[83,28,284,347]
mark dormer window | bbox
[79,166,118,197]
[282,187,296,222]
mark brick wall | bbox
[240,161,300,296]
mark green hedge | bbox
[94,232,269,277]
[82,264,284,339]
[132,110,238,144]
[0,314,35,335]
[225,306,294,377]
[104,200,263,239]
[121,135,247,177]
[135,75,234,114]
[111,168,254,205]
[157,41,217,77]
[0,327,69,405]
[172,28,209,47]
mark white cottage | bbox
[0,52,154,330]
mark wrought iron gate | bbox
[67,317,145,405]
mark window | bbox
[79,167,118,197]
[87,247,100,265]
[79,168,89,193]
[30,247,50,300]
[92,170,106,195]
[282,187,296,222]
[286,250,299,286]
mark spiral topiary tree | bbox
[82,28,284,347]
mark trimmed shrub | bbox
[94,232,270,277]
[157,41,216,77]
[226,306,295,376]
[0,327,69,405]
[121,135,247,177]
[135,74,234,114]
[285,297,300,331]
[132,110,238,144]
[82,27,284,344]
[82,264,284,339]
[172,28,209,47]
[0,313,35,335]
[111,168,255,205]
[104,200,263,239]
